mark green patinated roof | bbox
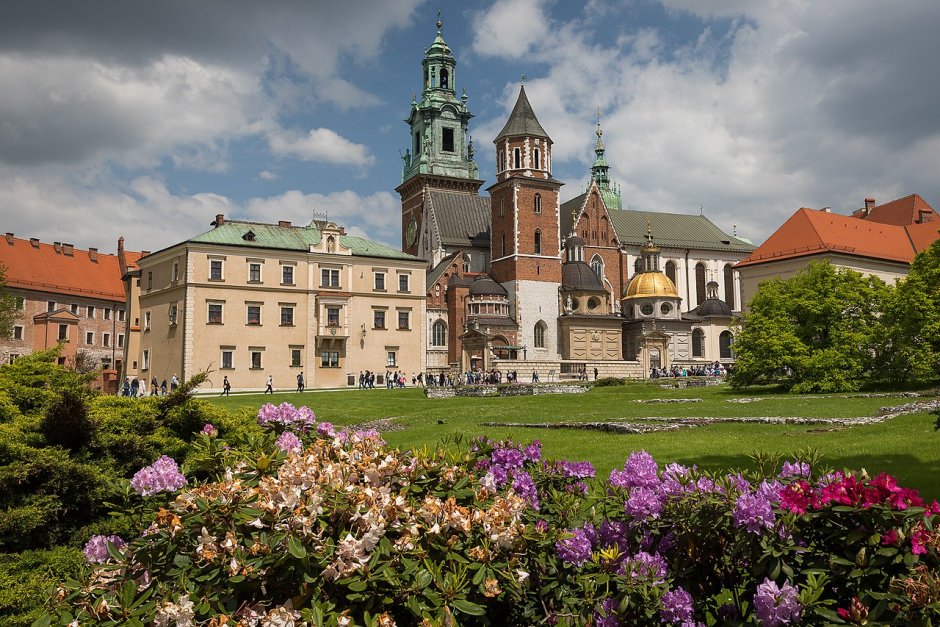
[187,220,421,261]
[495,86,550,141]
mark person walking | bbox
[160,379,168,395]
[170,374,180,392]
[151,377,158,395]
[265,374,273,394]
[221,375,231,396]
[296,373,305,393]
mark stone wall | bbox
[425,382,590,399]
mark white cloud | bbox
[258,170,278,180]
[470,0,940,243]
[267,128,375,168]
[471,0,551,59]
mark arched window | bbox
[432,320,447,346]
[514,148,521,169]
[723,264,735,309]
[695,263,707,306]
[591,254,604,279]
[534,193,541,214]
[719,331,734,359]
[634,258,643,275]
[440,68,449,90]
[692,328,705,358]
[327,235,335,253]
[665,260,677,286]
[534,230,542,255]
[534,320,547,348]
[534,148,540,169]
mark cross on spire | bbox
[436,9,442,32]
[520,74,526,85]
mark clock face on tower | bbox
[406,217,418,247]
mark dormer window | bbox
[243,230,255,242]
[327,235,335,253]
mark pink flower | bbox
[779,480,817,514]
[911,525,929,555]
[881,529,900,547]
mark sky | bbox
[2,0,940,255]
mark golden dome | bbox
[622,272,679,300]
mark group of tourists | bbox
[649,362,731,379]
[121,374,179,397]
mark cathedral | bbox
[397,18,755,377]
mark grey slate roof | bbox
[561,262,606,292]
[495,86,550,141]
[428,191,491,248]
[561,192,755,253]
[426,252,462,291]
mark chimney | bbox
[30,238,39,248]
[117,236,125,255]
[211,214,225,228]
[278,220,292,228]
[53,241,62,253]
[864,197,876,216]
[63,243,74,256]
[4,233,12,245]
[89,247,98,262]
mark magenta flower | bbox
[83,534,126,564]
[620,551,667,582]
[593,597,620,627]
[200,423,217,437]
[779,460,810,479]
[130,455,187,496]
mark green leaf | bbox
[288,536,307,559]
[451,599,487,616]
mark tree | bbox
[0,264,16,340]
[731,261,890,392]
[876,239,940,387]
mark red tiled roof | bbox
[736,207,939,268]
[856,194,937,226]
[0,236,134,302]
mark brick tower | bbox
[488,85,563,359]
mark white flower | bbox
[516,569,530,583]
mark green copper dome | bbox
[590,117,621,210]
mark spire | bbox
[641,218,662,272]
[495,85,550,141]
[589,110,621,209]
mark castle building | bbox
[129,216,426,392]
[0,233,138,391]
[401,19,755,376]
[736,195,940,309]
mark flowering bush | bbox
[43,404,940,625]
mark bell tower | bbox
[488,84,563,358]
[396,13,483,257]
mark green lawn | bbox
[205,382,940,499]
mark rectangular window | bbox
[85,331,94,345]
[248,262,262,283]
[8,354,18,364]
[171,260,179,282]
[168,303,178,325]
[326,307,340,326]
[398,273,409,292]
[246,305,261,325]
[398,310,410,330]
[374,272,385,291]
[320,351,340,368]
[70,303,79,315]
[101,357,111,369]
[321,268,339,287]
[117,334,124,348]
[14,296,24,310]
[142,349,150,370]
[280,306,294,326]
[12,325,23,340]
[104,308,111,320]
[47,300,55,312]
[58,324,69,341]
[290,348,302,367]
[281,265,294,285]
[221,349,234,369]
[86,305,95,318]
[442,127,455,152]
[373,310,386,329]
[144,311,151,331]
[207,303,223,324]
[209,259,223,281]
[386,351,397,368]
[118,309,125,322]
[250,350,262,369]
[103,333,110,348]
[147,272,153,290]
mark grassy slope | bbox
[206,382,940,499]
